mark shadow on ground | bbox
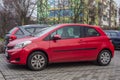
[6,61,96,71]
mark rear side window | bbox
[84,27,100,37]
[15,30,24,35]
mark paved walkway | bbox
[0,50,120,80]
[0,41,4,53]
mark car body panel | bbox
[6,24,114,65]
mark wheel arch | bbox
[98,48,113,58]
[27,49,49,64]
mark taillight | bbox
[9,35,17,41]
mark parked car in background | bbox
[4,24,49,46]
[104,30,120,49]
[6,24,114,71]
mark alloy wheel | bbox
[97,50,111,66]
[31,54,45,70]
[27,51,47,71]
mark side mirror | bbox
[53,34,61,40]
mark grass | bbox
[0,38,3,42]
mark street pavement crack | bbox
[0,70,7,80]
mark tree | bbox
[0,0,37,37]
[37,0,49,24]
[9,0,37,25]
[69,0,84,23]
[0,0,16,37]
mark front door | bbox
[49,26,87,62]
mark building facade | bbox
[37,0,117,28]
[99,0,117,28]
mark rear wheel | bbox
[97,50,111,66]
[27,51,47,71]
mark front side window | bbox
[50,26,81,39]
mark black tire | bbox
[97,50,111,66]
[27,51,47,71]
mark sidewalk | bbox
[0,72,5,80]
[0,41,5,80]
[0,51,119,80]
[0,41,4,53]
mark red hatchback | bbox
[6,24,114,71]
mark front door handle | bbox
[78,40,84,43]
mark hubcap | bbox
[31,54,45,69]
[100,51,110,64]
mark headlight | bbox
[14,41,32,49]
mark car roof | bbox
[56,23,100,28]
[18,24,50,28]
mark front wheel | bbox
[27,51,47,71]
[97,50,111,66]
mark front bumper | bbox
[5,48,28,65]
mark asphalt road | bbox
[0,50,120,80]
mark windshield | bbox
[31,27,48,36]
[34,25,57,37]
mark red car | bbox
[6,24,114,71]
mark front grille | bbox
[6,54,10,60]
[7,46,14,50]
[113,38,120,42]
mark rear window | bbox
[110,32,118,36]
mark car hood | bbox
[8,36,37,46]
